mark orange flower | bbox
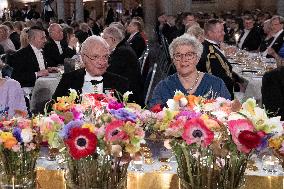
[187,95,200,109]
[173,94,184,101]
[4,137,18,149]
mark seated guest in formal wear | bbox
[44,23,76,67]
[103,26,143,105]
[259,19,274,52]
[0,25,16,53]
[2,21,21,50]
[9,26,50,88]
[197,19,237,99]
[53,35,129,99]
[92,15,104,36]
[149,35,230,107]
[62,27,78,52]
[75,23,90,44]
[262,67,284,120]
[237,15,262,51]
[262,15,284,57]
[0,61,27,118]
[126,20,146,58]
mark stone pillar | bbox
[75,0,84,22]
[143,0,156,40]
[277,0,284,16]
[57,0,65,20]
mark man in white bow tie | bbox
[53,35,129,99]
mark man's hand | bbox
[37,69,49,77]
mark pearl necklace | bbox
[183,71,200,93]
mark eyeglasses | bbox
[173,52,197,61]
[83,53,110,61]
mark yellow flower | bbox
[125,143,140,154]
[269,137,283,149]
[122,122,136,136]
[82,123,95,133]
[0,132,13,143]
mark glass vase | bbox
[171,140,248,189]
[0,147,39,189]
[64,152,128,189]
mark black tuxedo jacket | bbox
[262,66,284,120]
[9,44,45,87]
[44,38,76,67]
[197,40,234,98]
[128,32,146,58]
[239,27,262,51]
[53,68,130,100]
[108,41,144,105]
[92,23,102,36]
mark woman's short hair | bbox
[186,25,204,39]
[103,26,124,42]
[169,34,203,61]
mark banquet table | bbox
[36,156,284,189]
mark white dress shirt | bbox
[54,40,63,54]
[30,44,45,70]
[238,29,250,49]
[82,71,103,94]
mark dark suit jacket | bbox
[53,68,129,100]
[9,32,20,50]
[9,44,45,87]
[92,23,103,36]
[262,66,284,120]
[239,27,262,51]
[197,40,234,99]
[44,38,76,67]
[128,32,146,58]
[107,41,144,105]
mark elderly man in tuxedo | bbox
[44,23,77,67]
[53,35,129,99]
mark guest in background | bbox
[75,23,90,44]
[186,25,205,43]
[0,61,27,119]
[126,20,146,58]
[53,35,129,99]
[20,27,29,49]
[9,26,49,88]
[0,25,16,53]
[103,26,143,105]
[92,15,104,36]
[149,35,230,107]
[2,21,21,50]
[44,23,76,67]
[197,19,237,99]
[259,19,273,52]
[262,66,284,120]
[237,15,262,51]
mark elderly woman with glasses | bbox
[149,35,231,107]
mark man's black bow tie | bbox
[90,79,103,85]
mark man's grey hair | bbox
[186,25,204,39]
[271,15,284,25]
[103,26,124,42]
[109,22,126,34]
[48,23,61,33]
[80,35,109,54]
[169,34,203,61]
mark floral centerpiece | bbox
[145,91,283,189]
[0,116,41,188]
[39,90,145,189]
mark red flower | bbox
[238,130,261,150]
[65,127,97,159]
[86,94,108,102]
[105,120,129,142]
[150,104,163,113]
[182,118,214,147]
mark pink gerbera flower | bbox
[182,118,214,147]
[228,119,255,153]
[105,120,129,142]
